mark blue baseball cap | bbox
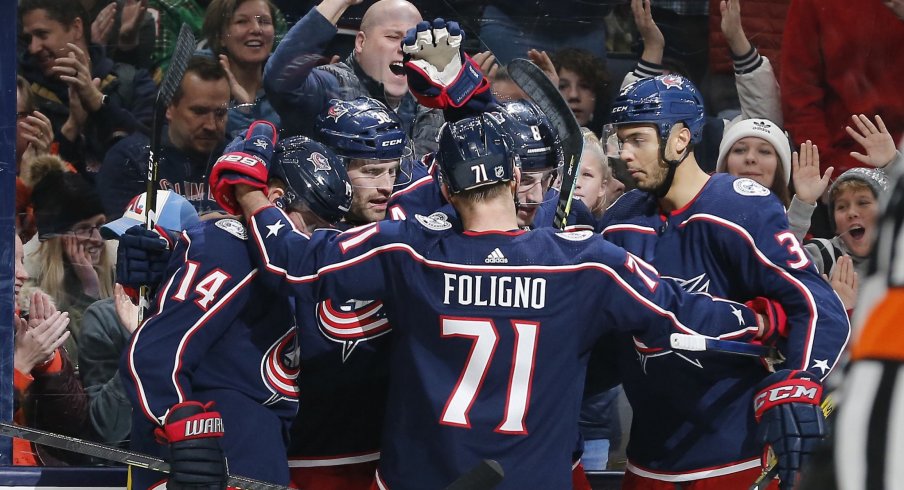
[101,190,201,239]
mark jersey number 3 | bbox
[440,316,538,435]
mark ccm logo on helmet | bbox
[382,139,403,147]
[216,154,262,167]
[753,384,819,412]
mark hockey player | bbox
[315,96,414,226]
[598,75,850,489]
[209,114,785,490]
[120,123,353,489]
[387,97,595,230]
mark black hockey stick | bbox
[443,459,504,490]
[140,23,195,320]
[0,422,288,490]
[669,333,782,361]
[669,335,836,490]
[507,58,583,230]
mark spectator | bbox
[632,0,710,87]
[706,0,790,116]
[147,0,205,80]
[19,0,157,176]
[263,0,445,158]
[832,137,904,490]
[553,48,611,133]
[16,75,55,243]
[23,155,115,365]
[803,115,902,281]
[715,118,832,240]
[79,190,200,448]
[87,0,156,70]
[575,128,624,219]
[477,1,611,65]
[13,233,89,466]
[202,0,280,136]
[97,56,230,217]
[622,0,782,171]
[781,0,904,176]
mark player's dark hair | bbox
[552,48,610,101]
[171,56,228,106]
[19,0,90,46]
[202,0,278,56]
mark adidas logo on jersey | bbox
[485,248,508,264]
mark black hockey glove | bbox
[116,225,175,295]
[754,370,826,490]
[156,401,227,490]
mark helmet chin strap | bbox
[652,134,692,198]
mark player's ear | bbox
[511,167,522,195]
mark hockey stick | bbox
[507,58,583,230]
[668,335,836,490]
[140,23,196,321]
[443,459,504,490]
[669,334,782,361]
[0,422,288,490]
[747,396,835,490]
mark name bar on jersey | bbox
[443,273,547,309]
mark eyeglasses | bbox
[68,224,103,239]
[16,111,30,120]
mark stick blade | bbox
[443,459,504,490]
[159,23,197,106]
[507,58,583,229]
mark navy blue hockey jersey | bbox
[386,157,597,230]
[121,218,299,487]
[598,174,850,480]
[247,205,768,490]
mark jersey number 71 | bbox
[439,316,538,435]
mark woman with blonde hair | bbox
[23,155,114,364]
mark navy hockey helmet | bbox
[315,97,410,160]
[608,74,705,146]
[436,113,515,194]
[271,136,353,224]
[499,99,564,172]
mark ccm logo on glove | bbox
[216,153,263,167]
[753,378,821,419]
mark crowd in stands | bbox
[10,0,904,484]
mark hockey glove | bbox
[116,225,175,295]
[754,370,826,490]
[402,18,492,111]
[745,297,788,346]
[156,401,227,490]
[209,120,277,215]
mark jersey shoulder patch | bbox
[415,212,452,231]
[214,218,248,240]
[556,229,594,241]
[732,178,771,197]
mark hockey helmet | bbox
[499,99,564,172]
[315,97,410,161]
[606,74,705,147]
[271,136,353,224]
[436,113,515,194]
